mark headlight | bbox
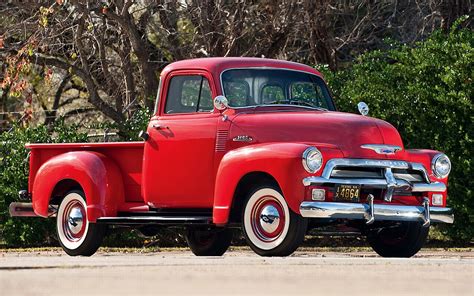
[302,147,323,173]
[432,153,451,178]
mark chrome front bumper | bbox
[301,159,453,225]
[300,199,454,225]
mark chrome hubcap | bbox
[259,205,280,234]
[67,206,84,235]
[62,200,86,242]
[251,196,286,242]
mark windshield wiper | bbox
[255,104,327,111]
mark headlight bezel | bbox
[302,147,323,173]
[431,153,451,179]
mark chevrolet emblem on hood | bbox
[361,144,402,155]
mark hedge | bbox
[319,17,473,242]
[0,122,88,246]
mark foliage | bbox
[0,120,88,247]
[115,107,151,141]
[319,17,473,241]
[1,0,470,127]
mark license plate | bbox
[334,184,361,202]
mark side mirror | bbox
[357,102,369,116]
[214,95,229,111]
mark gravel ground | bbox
[1,249,473,296]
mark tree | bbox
[0,0,470,129]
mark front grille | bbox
[392,169,425,183]
[331,166,384,179]
[330,167,425,183]
[304,158,440,203]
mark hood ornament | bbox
[361,144,402,155]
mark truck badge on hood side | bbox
[233,135,253,142]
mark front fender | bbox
[32,151,124,222]
[405,149,448,181]
[213,142,342,225]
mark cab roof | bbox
[160,57,322,78]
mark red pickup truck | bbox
[10,57,453,257]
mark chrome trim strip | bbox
[96,216,212,225]
[304,176,392,187]
[384,168,397,202]
[366,194,375,224]
[410,162,431,182]
[302,176,446,192]
[299,201,454,224]
[411,182,446,192]
[422,197,431,227]
[320,159,410,180]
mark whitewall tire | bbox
[242,185,307,256]
[56,191,106,256]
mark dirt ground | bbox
[1,248,473,296]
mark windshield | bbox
[221,69,335,110]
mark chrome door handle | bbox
[152,124,169,130]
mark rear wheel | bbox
[242,185,307,257]
[366,221,429,258]
[56,191,106,256]
[185,227,233,256]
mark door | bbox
[143,72,219,208]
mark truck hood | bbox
[229,110,404,158]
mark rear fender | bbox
[213,143,342,225]
[32,151,124,222]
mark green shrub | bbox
[319,17,473,241]
[117,107,151,141]
[0,121,89,247]
[0,108,155,247]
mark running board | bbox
[96,216,212,225]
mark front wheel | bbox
[366,221,429,258]
[56,191,106,256]
[242,186,307,256]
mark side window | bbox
[181,78,201,108]
[165,75,214,114]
